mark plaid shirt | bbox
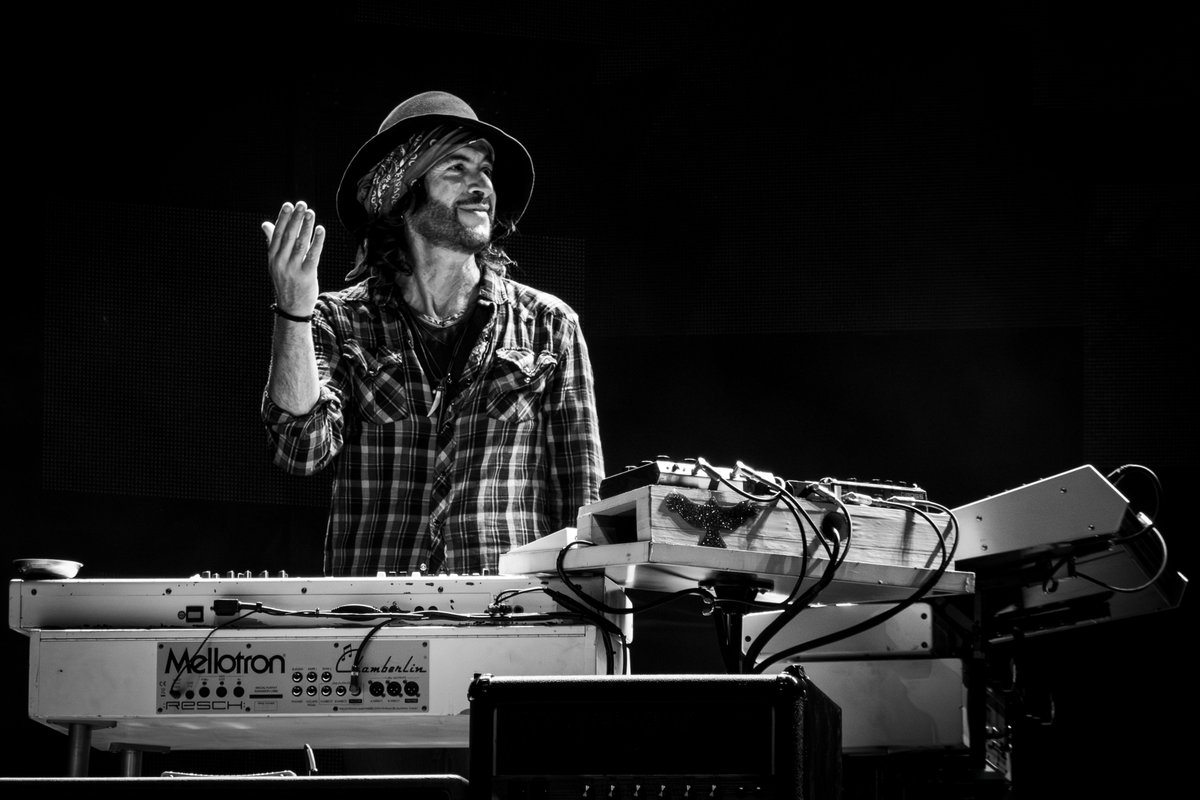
[262,268,604,576]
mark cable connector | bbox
[735,461,784,490]
[303,744,318,776]
[212,599,241,616]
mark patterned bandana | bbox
[355,125,493,222]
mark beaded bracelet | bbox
[271,303,314,323]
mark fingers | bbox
[266,202,295,258]
[273,201,306,259]
[304,225,327,271]
[266,201,320,266]
[290,207,317,261]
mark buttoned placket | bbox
[422,297,500,566]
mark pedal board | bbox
[790,476,928,505]
[599,457,780,499]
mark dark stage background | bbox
[9,3,1196,797]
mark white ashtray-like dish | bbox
[13,558,83,579]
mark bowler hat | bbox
[335,91,535,235]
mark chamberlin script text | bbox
[359,655,426,674]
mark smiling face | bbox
[408,142,496,254]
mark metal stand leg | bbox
[705,577,772,673]
[118,748,142,777]
[51,719,117,777]
[109,743,169,777]
[65,723,92,777]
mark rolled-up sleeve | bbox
[261,306,348,476]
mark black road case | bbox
[467,665,841,799]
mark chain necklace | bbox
[404,278,478,329]
[412,306,469,328]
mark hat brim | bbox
[335,113,534,236]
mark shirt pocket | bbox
[486,347,558,423]
[341,339,411,424]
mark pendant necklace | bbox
[404,306,471,420]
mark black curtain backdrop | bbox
[9,3,1195,797]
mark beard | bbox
[409,196,492,254]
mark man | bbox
[260,90,604,577]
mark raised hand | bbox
[262,201,326,318]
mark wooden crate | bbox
[576,485,954,571]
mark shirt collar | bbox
[363,264,511,308]
[477,266,511,306]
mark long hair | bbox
[350,180,517,281]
